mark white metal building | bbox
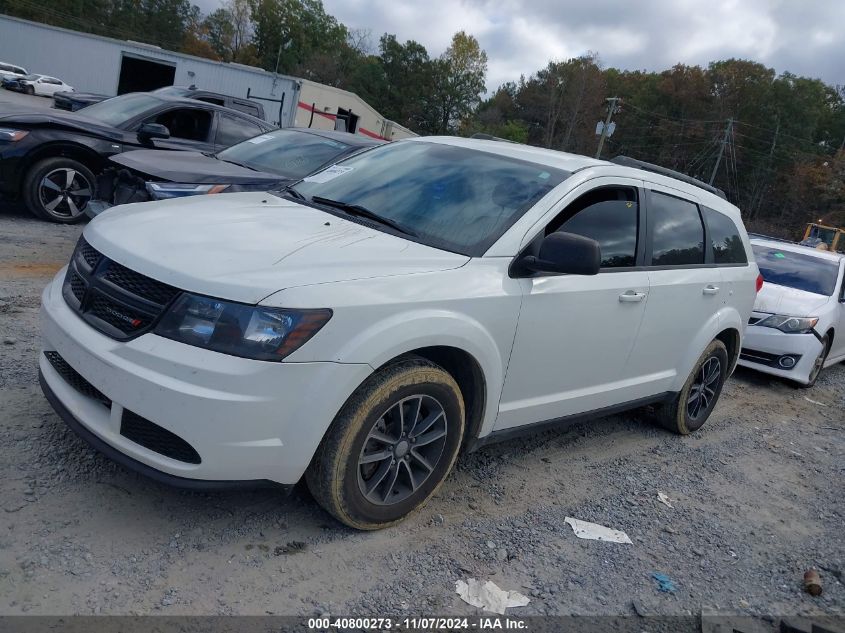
[0,14,415,140]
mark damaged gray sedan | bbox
[88,127,383,217]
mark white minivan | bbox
[39,137,759,528]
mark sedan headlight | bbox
[0,128,29,142]
[155,293,332,361]
[755,314,818,333]
[146,182,229,200]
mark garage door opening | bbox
[117,55,176,94]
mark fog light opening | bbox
[778,356,797,369]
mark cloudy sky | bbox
[199,0,844,92]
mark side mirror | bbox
[521,232,601,276]
[138,122,170,143]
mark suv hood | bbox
[84,192,469,304]
[110,149,285,185]
[754,282,831,316]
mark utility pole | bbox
[709,118,733,185]
[595,97,620,159]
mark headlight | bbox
[755,314,818,333]
[146,182,229,200]
[0,128,29,142]
[155,293,332,361]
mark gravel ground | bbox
[0,208,843,619]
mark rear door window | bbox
[648,192,705,266]
[703,207,747,264]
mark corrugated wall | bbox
[0,15,300,125]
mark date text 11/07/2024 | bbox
[307,616,528,630]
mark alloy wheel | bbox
[39,168,92,219]
[807,342,828,384]
[687,356,721,420]
[357,394,448,506]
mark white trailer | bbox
[0,14,416,140]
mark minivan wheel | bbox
[306,357,465,530]
[655,340,728,434]
[23,157,94,224]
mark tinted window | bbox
[549,188,638,268]
[152,108,213,142]
[704,207,747,264]
[649,192,704,265]
[0,64,10,72]
[752,245,839,296]
[218,129,351,178]
[216,113,263,146]
[291,141,569,256]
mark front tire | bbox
[306,357,465,530]
[655,340,728,434]
[798,335,829,389]
[22,157,94,223]
[25,85,34,95]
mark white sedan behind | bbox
[739,237,845,386]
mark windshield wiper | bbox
[280,185,306,200]
[311,196,417,237]
[219,158,259,171]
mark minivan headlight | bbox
[155,293,332,361]
[146,182,229,200]
[755,314,818,333]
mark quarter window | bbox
[649,192,704,266]
[703,207,747,264]
[547,187,638,268]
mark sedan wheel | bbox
[23,157,96,224]
[39,168,92,219]
[800,335,829,388]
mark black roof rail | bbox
[470,132,518,144]
[610,156,727,200]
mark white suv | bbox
[738,237,845,386]
[39,137,759,529]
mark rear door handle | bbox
[619,290,646,303]
[703,285,720,295]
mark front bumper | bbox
[39,269,372,485]
[737,324,823,384]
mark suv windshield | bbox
[80,94,163,126]
[218,130,351,179]
[290,141,568,255]
[753,245,840,296]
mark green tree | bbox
[425,31,488,134]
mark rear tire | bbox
[24,85,34,95]
[306,357,465,530]
[654,340,728,434]
[22,157,94,224]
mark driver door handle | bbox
[619,290,646,303]
[703,285,720,295]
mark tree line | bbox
[1,0,843,233]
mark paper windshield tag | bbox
[304,165,354,183]
[247,134,274,144]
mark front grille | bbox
[69,272,86,303]
[44,351,111,407]
[88,294,153,332]
[80,242,101,269]
[62,237,182,340]
[103,262,179,305]
[120,410,201,464]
